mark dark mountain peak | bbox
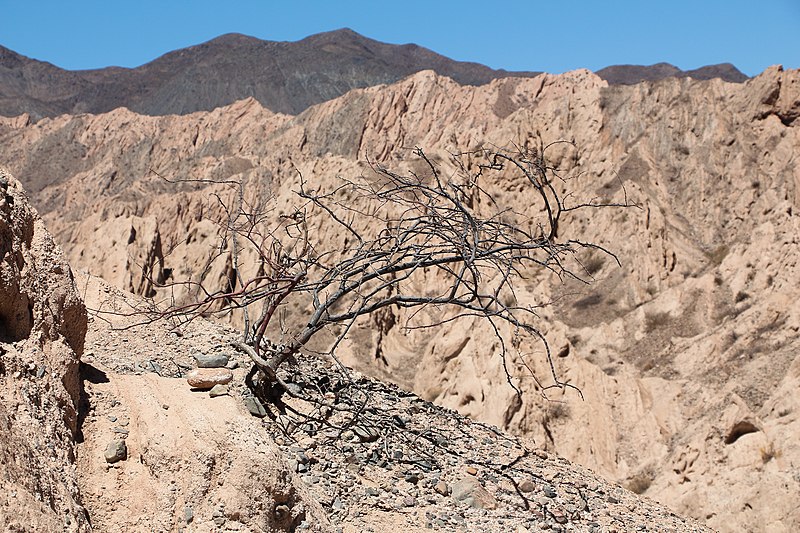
[684,63,748,83]
[597,62,748,85]
[206,32,265,46]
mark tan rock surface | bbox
[1,66,799,530]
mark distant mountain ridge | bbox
[0,28,747,120]
[596,62,748,85]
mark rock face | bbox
[1,66,799,531]
[0,168,89,531]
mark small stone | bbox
[162,404,169,410]
[184,506,194,524]
[519,479,536,493]
[434,481,449,496]
[112,427,129,436]
[186,368,233,389]
[403,496,416,507]
[352,424,380,442]
[107,416,117,422]
[226,359,239,370]
[244,396,267,418]
[104,440,127,463]
[543,486,557,498]
[332,498,344,511]
[209,384,229,397]
[465,466,478,476]
[451,477,497,510]
[193,352,230,368]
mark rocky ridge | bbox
[0,29,746,121]
[1,65,798,531]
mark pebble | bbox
[104,440,127,463]
[184,506,194,524]
[434,481,449,496]
[186,368,233,389]
[519,479,536,493]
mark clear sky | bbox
[3,0,798,77]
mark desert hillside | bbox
[1,63,798,532]
[0,167,710,531]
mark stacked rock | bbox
[186,351,233,396]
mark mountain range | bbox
[0,28,747,121]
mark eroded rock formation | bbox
[1,65,798,530]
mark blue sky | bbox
[3,1,798,76]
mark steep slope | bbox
[1,66,798,531]
[76,272,709,532]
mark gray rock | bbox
[193,352,229,368]
[244,396,267,418]
[184,506,194,524]
[353,424,380,442]
[209,384,229,397]
[104,440,127,463]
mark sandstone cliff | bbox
[1,65,798,531]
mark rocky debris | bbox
[0,169,90,531]
[248,352,711,532]
[186,367,233,389]
[104,440,127,463]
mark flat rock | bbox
[209,384,229,397]
[186,368,233,389]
